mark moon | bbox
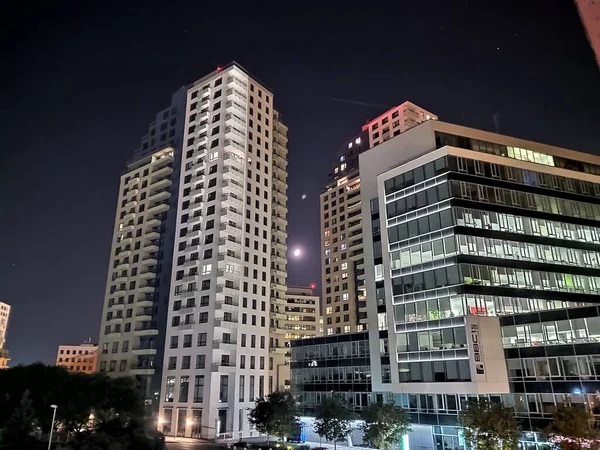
[293,248,302,257]
[301,194,307,200]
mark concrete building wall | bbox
[56,343,98,374]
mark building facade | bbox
[0,302,11,369]
[575,0,600,68]
[0,302,10,351]
[156,63,289,439]
[56,342,98,374]
[296,119,600,449]
[97,87,187,406]
[320,102,436,336]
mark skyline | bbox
[1,0,599,366]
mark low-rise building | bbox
[56,341,98,374]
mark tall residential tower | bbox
[320,102,437,335]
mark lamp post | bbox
[48,404,57,450]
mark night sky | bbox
[1,1,598,366]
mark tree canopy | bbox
[458,397,520,450]
[0,363,145,447]
[248,391,299,442]
[545,402,600,450]
[314,393,355,450]
[360,400,411,450]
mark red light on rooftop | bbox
[310,283,316,290]
[216,66,222,72]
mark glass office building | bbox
[295,119,600,449]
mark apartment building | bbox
[0,303,10,369]
[97,88,187,405]
[0,302,10,350]
[358,119,600,449]
[56,342,98,374]
[156,63,289,439]
[269,111,290,392]
[320,102,436,336]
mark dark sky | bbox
[1,1,598,366]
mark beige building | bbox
[320,102,436,335]
[56,342,98,374]
[97,146,176,390]
[0,302,10,369]
[575,0,600,68]
[274,285,322,389]
[0,302,10,350]
[269,111,291,391]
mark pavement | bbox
[164,438,370,450]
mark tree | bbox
[545,402,600,450]
[360,400,411,450]
[458,397,520,450]
[248,391,299,443]
[0,389,37,448]
[314,393,355,450]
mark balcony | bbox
[184,244,200,254]
[151,177,172,190]
[182,258,198,268]
[350,249,364,261]
[173,288,198,298]
[211,362,237,372]
[271,266,286,278]
[274,202,287,214]
[145,217,161,227]
[141,254,158,265]
[139,269,157,280]
[215,284,239,297]
[180,274,198,284]
[152,164,173,179]
[188,199,203,213]
[348,239,363,252]
[174,321,195,330]
[221,193,243,210]
[271,346,289,355]
[214,318,238,328]
[187,229,201,239]
[226,100,246,116]
[125,176,140,186]
[221,207,242,221]
[138,285,156,294]
[147,201,169,215]
[225,112,246,129]
[212,340,238,350]
[226,88,246,104]
[143,240,160,253]
[347,219,362,232]
[134,326,159,336]
[223,165,244,182]
[215,299,239,311]
[271,311,287,320]
[218,252,240,263]
[188,214,202,225]
[132,344,157,355]
[222,180,244,197]
[145,230,160,240]
[219,222,242,238]
[148,188,171,202]
[218,237,241,251]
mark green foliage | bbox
[360,401,411,450]
[248,391,299,442]
[314,393,355,450]
[0,389,37,448]
[545,402,600,450]
[458,397,520,450]
[0,364,144,447]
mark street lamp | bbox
[48,404,57,450]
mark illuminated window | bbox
[348,142,353,149]
[325,307,332,314]
[324,230,330,237]
[355,137,361,144]
[342,273,348,279]
[327,328,333,335]
[341,262,348,270]
[340,163,346,171]
[340,155,345,162]
[340,243,347,250]
[324,240,330,247]
[334,167,339,174]
[209,151,218,161]
[325,249,331,256]
[343,326,351,333]
[342,293,349,301]
[201,264,212,275]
